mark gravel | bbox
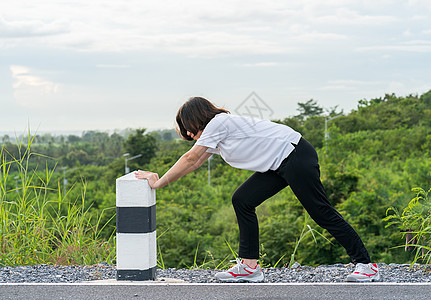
[1,263,431,283]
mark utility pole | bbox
[62,167,78,196]
[208,155,213,186]
[123,153,143,174]
[14,176,19,193]
[324,114,343,148]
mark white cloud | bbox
[408,0,431,11]
[96,64,131,68]
[403,29,413,37]
[0,17,68,38]
[0,0,412,56]
[319,85,355,91]
[142,32,289,57]
[320,80,385,91]
[1,0,430,132]
[357,42,431,53]
[402,40,431,45]
[313,7,397,26]
[10,65,61,108]
[328,80,383,85]
[242,62,281,67]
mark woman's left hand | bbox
[134,170,160,189]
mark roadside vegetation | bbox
[1,90,430,268]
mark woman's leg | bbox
[276,138,371,264]
[232,171,288,259]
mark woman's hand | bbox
[133,144,210,189]
[134,170,160,189]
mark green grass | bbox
[384,187,431,268]
[0,133,116,267]
[287,212,332,268]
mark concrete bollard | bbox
[116,172,157,281]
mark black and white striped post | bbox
[116,172,157,281]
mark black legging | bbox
[232,137,371,264]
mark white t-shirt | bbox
[195,113,302,172]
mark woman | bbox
[135,97,380,283]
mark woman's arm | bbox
[135,144,211,189]
[184,150,213,173]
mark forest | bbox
[1,90,430,269]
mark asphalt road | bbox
[1,283,431,300]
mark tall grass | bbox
[286,212,332,268]
[0,133,115,266]
[384,187,431,268]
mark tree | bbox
[107,133,125,157]
[326,105,344,117]
[273,99,325,147]
[68,135,81,143]
[124,129,157,167]
[66,149,91,166]
[297,99,323,119]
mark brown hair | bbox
[176,97,230,141]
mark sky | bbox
[1,0,431,135]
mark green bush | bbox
[384,187,431,266]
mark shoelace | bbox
[227,258,243,273]
[354,263,368,273]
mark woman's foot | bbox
[346,263,381,282]
[242,258,257,268]
[215,259,264,282]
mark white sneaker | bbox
[215,259,264,282]
[346,263,381,282]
